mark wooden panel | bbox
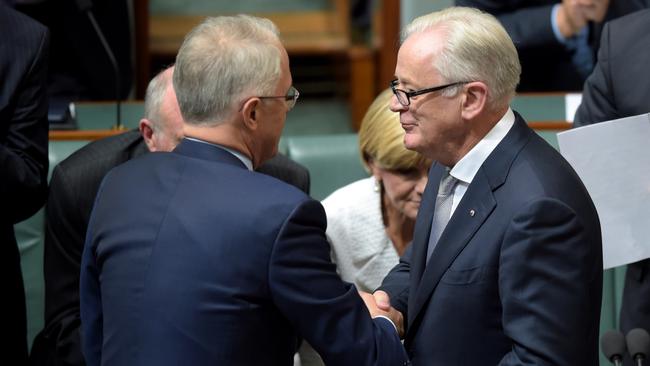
[150,11,351,56]
[348,46,375,131]
[377,0,400,93]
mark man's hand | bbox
[576,0,609,23]
[557,0,610,38]
[557,0,589,37]
[359,291,404,338]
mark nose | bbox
[389,93,407,113]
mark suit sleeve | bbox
[0,26,49,223]
[573,22,617,126]
[41,164,87,365]
[378,245,413,318]
[79,182,110,366]
[498,198,601,366]
[268,199,407,366]
[455,0,558,48]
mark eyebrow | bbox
[394,77,415,88]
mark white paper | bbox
[557,113,650,269]
[564,93,582,123]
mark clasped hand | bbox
[359,290,405,338]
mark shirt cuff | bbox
[551,4,567,44]
[374,315,399,333]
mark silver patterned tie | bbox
[426,169,458,263]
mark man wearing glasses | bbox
[30,66,310,366]
[373,7,602,365]
[79,15,407,366]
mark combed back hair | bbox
[143,68,172,132]
[359,88,431,172]
[402,7,521,109]
[173,15,282,125]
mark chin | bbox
[403,137,423,153]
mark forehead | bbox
[396,29,446,83]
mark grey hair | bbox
[173,15,282,126]
[402,7,521,109]
[143,67,173,132]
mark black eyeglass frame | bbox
[390,79,468,106]
[257,85,300,111]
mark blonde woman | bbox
[324,87,431,292]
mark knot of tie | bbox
[437,170,458,197]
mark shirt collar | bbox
[184,137,253,171]
[450,108,515,184]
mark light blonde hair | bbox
[402,7,521,109]
[173,15,282,126]
[359,88,431,172]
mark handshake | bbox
[359,291,405,338]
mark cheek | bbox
[383,178,412,204]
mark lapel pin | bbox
[469,209,476,217]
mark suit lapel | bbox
[407,170,496,330]
[406,113,533,335]
[408,165,444,293]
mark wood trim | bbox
[49,129,127,141]
[49,120,569,142]
[528,121,571,130]
[149,11,352,56]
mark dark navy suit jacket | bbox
[381,113,602,365]
[80,138,407,366]
[0,4,49,363]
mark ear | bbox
[240,97,261,131]
[366,158,382,181]
[460,81,488,120]
[139,119,157,152]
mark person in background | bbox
[326,88,430,292]
[573,8,650,366]
[299,88,430,366]
[0,3,49,364]
[374,7,602,365]
[79,15,406,366]
[455,0,649,91]
[29,66,310,366]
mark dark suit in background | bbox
[30,130,309,366]
[380,114,602,365]
[456,0,649,91]
[0,3,49,364]
[573,9,650,365]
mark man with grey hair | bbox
[32,65,309,365]
[79,15,407,366]
[373,7,602,365]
